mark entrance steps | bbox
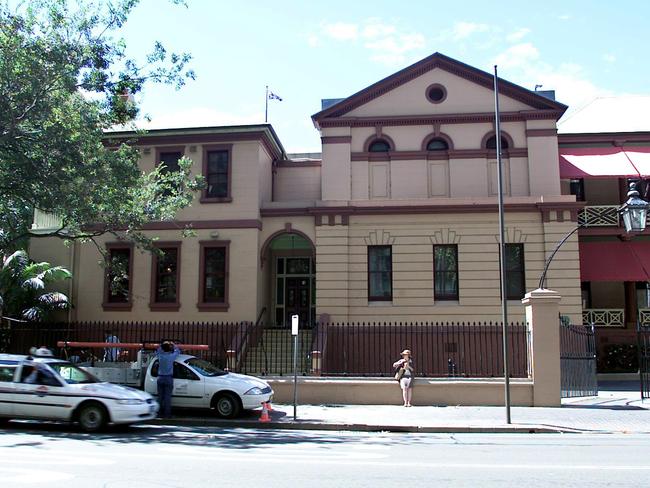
[242,329,312,376]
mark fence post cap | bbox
[522,288,562,304]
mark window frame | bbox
[149,241,182,311]
[434,244,459,301]
[201,144,233,203]
[198,240,230,311]
[504,243,526,300]
[103,242,134,311]
[367,245,393,302]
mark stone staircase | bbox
[241,329,312,376]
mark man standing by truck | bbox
[155,341,180,418]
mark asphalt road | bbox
[1,422,649,487]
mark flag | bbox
[268,91,283,101]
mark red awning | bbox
[580,241,650,281]
[560,146,650,179]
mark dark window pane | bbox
[426,138,449,151]
[107,248,130,303]
[203,246,226,303]
[276,277,284,305]
[434,245,458,300]
[570,179,585,201]
[206,150,229,198]
[154,248,178,303]
[368,246,392,300]
[368,140,391,152]
[505,244,525,300]
[486,136,509,150]
[277,258,285,275]
[286,258,310,275]
[159,151,182,172]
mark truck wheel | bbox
[77,403,107,432]
[212,393,240,419]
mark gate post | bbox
[522,288,562,406]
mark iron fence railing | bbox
[4,320,530,378]
[560,320,597,398]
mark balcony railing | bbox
[639,309,650,327]
[31,209,63,233]
[582,308,625,327]
[578,205,620,227]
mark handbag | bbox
[394,367,405,381]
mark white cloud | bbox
[450,21,491,41]
[492,44,609,110]
[322,22,358,41]
[361,19,396,39]
[603,53,616,63]
[307,34,321,47]
[558,14,571,21]
[316,19,427,66]
[506,28,530,43]
[493,43,540,69]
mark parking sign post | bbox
[291,314,299,420]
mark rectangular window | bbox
[201,145,232,203]
[103,244,133,310]
[505,244,526,300]
[434,245,458,301]
[198,241,229,310]
[150,243,181,311]
[368,245,392,301]
[569,178,585,202]
[157,149,183,173]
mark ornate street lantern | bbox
[619,182,649,233]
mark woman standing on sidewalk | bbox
[393,349,414,407]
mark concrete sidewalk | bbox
[153,381,650,434]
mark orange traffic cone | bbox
[265,401,273,412]
[259,402,271,423]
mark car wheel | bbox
[77,403,108,432]
[212,393,240,419]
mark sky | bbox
[118,0,650,153]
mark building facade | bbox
[31,53,585,330]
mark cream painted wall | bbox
[346,68,534,117]
[527,136,561,196]
[258,146,273,204]
[314,212,582,324]
[321,142,351,201]
[274,166,321,202]
[71,229,261,323]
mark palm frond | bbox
[22,277,45,291]
[38,292,70,309]
[22,307,44,321]
[3,250,28,274]
[40,266,72,283]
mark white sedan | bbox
[144,354,273,418]
[0,352,158,432]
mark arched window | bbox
[486,135,509,150]
[368,139,391,152]
[426,138,449,151]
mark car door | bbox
[14,362,68,420]
[171,362,204,408]
[0,361,18,417]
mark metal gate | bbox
[638,324,650,400]
[560,321,598,398]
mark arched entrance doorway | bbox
[261,231,315,328]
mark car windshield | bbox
[48,362,99,384]
[185,358,227,377]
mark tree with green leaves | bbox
[0,0,204,254]
[0,250,71,321]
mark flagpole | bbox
[494,65,511,425]
[265,85,269,123]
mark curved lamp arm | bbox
[538,223,585,290]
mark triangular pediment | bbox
[312,52,566,125]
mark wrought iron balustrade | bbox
[582,308,625,327]
[577,205,620,227]
[638,309,650,327]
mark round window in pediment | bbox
[426,83,447,104]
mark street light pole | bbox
[494,65,511,424]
